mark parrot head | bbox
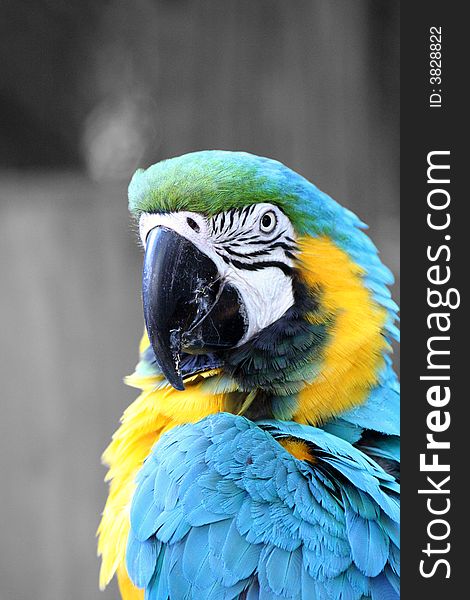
[129,150,398,423]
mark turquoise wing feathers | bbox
[126,413,400,599]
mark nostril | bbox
[186,217,200,233]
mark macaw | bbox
[98,150,400,600]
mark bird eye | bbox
[259,210,277,233]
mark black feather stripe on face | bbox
[221,247,274,259]
[229,260,294,276]
[209,206,298,276]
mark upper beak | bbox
[142,226,247,390]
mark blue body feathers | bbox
[126,413,399,599]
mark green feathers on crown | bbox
[128,150,355,238]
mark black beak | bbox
[142,226,247,390]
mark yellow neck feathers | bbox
[294,235,388,424]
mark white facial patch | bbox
[139,203,297,345]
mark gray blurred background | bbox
[0,1,399,599]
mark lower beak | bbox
[142,226,247,390]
